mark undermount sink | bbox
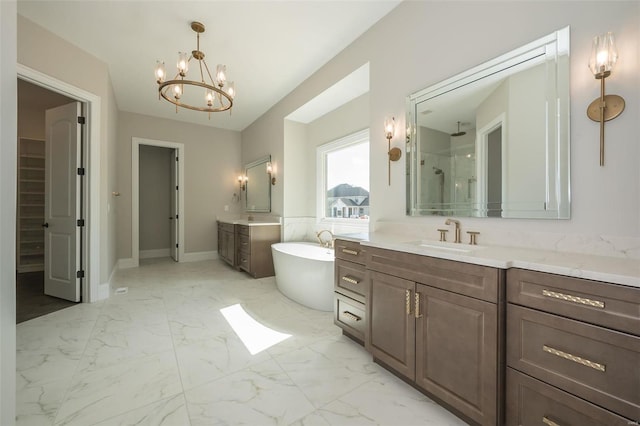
[404,240,486,253]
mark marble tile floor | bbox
[16,257,468,426]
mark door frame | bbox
[17,64,102,303]
[132,137,185,266]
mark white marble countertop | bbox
[217,218,281,226]
[336,232,640,288]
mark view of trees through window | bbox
[325,141,369,220]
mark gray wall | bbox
[242,1,640,243]
[117,111,242,258]
[139,145,172,252]
[17,15,120,286]
[1,2,17,423]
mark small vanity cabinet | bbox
[217,221,236,267]
[366,246,506,426]
[506,268,640,425]
[235,224,280,278]
[217,221,280,278]
[333,239,368,345]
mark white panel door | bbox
[44,102,81,302]
[170,149,178,261]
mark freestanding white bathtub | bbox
[271,242,335,311]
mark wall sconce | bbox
[385,116,402,186]
[586,32,625,166]
[266,162,276,185]
[238,175,247,191]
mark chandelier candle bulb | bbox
[216,64,227,86]
[177,52,189,76]
[226,81,235,99]
[173,85,182,99]
[155,61,165,83]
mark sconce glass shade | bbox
[384,116,395,139]
[589,32,618,77]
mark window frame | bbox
[316,129,370,228]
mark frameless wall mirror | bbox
[406,26,570,219]
[244,155,272,212]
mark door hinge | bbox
[76,270,85,278]
[77,116,86,125]
[176,244,179,248]
[77,219,85,227]
[176,214,179,219]
[175,156,179,161]
[77,167,85,175]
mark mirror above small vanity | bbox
[406,27,570,219]
[244,155,272,212]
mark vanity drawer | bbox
[367,246,503,303]
[237,224,250,236]
[506,368,631,426]
[238,252,251,272]
[335,259,367,302]
[218,222,235,233]
[507,268,640,336]
[334,292,366,342]
[237,233,251,253]
[507,304,640,419]
[334,239,366,265]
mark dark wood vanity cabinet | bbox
[366,246,505,426]
[506,268,640,425]
[236,224,280,278]
[217,221,280,278]
[217,221,236,266]
[333,239,368,345]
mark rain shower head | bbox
[451,121,466,137]
[433,167,443,175]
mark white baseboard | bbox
[118,258,138,269]
[182,251,218,262]
[97,282,110,301]
[139,248,171,259]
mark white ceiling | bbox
[17,0,401,132]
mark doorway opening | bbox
[476,114,505,218]
[131,137,185,266]
[16,79,85,322]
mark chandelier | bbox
[154,21,235,118]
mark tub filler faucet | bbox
[316,230,335,248]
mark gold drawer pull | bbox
[341,276,360,285]
[405,289,412,316]
[542,289,605,309]
[542,345,606,372]
[341,248,360,256]
[342,311,362,322]
[542,417,561,426]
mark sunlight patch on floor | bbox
[220,304,291,355]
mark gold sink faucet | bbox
[316,230,335,248]
[445,218,461,243]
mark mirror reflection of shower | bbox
[433,166,445,207]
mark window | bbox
[317,129,369,224]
